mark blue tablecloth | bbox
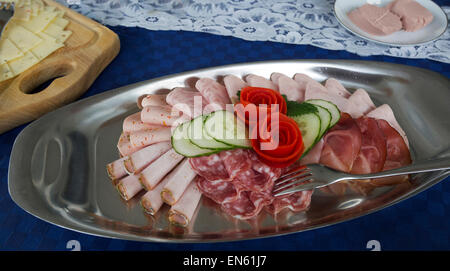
[0,26,449,251]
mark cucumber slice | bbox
[291,112,321,153]
[306,99,341,128]
[204,110,251,148]
[171,120,219,157]
[309,104,331,140]
[188,115,234,150]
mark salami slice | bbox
[196,177,240,204]
[266,190,313,214]
[189,154,230,181]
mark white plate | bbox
[334,0,448,46]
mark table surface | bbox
[1,25,449,251]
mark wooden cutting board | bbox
[0,0,120,134]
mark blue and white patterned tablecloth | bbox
[57,0,450,63]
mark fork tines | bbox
[272,165,313,197]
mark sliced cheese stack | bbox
[0,0,72,82]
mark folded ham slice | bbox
[223,75,248,104]
[346,88,376,118]
[117,132,142,157]
[106,156,128,181]
[168,179,203,227]
[123,112,163,133]
[195,78,231,112]
[139,149,184,191]
[324,78,352,98]
[276,73,305,102]
[138,94,168,109]
[116,174,142,201]
[161,159,197,205]
[124,141,172,174]
[140,172,172,215]
[304,81,350,112]
[245,74,278,91]
[166,87,205,118]
[366,104,409,148]
[141,105,183,127]
[128,126,172,150]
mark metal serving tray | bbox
[8,60,450,242]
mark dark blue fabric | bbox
[1,26,449,251]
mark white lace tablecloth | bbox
[58,0,450,64]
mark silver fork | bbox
[0,1,14,37]
[272,157,450,197]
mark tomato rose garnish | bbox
[235,86,287,125]
[251,112,304,168]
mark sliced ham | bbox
[106,156,128,181]
[141,105,183,127]
[324,78,351,98]
[140,172,172,215]
[293,73,318,93]
[139,149,184,191]
[166,87,205,118]
[266,190,313,214]
[348,4,402,36]
[304,81,350,112]
[223,75,247,104]
[346,88,376,118]
[366,104,409,148]
[300,138,325,165]
[116,174,142,201]
[320,113,362,172]
[128,127,172,149]
[168,179,202,227]
[138,94,168,109]
[277,73,305,102]
[161,159,197,205]
[123,112,163,133]
[123,141,172,174]
[117,132,142,157]
[195,78,231,111]
[245,74,278,91]
[270,72,284,85]
[351,117,387,174]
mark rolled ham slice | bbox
[346,88,376,118]
[245,74,278,91]
[139,149,184,191]
[166,87,205,118]
[223,75,247,104]
[116,174,142,201]
[129,127,172,149]
[117,132,142,157]
[138,94,168,109]
[168,179,203,227]
[106,156,128,181]
[366,104,409,148]
[141,105,182,127]
[123,112,163,133]
[195,78,231,111]
[324,78,352,98]
[124,141,172,174]
[161,159,197,205]
[140,172,172,215]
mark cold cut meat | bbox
[266,190,313,214]
[346,88,376,118]
[166,87,206,118]
[161,159,197,205]
[276,73,305,102]
[123,112,163,133]
[139,94,168,109]
[124,141,172,174]
[141,105,183,127]
[195,78,231,111]
[189,153,230,181]
[168,179,203,227]
[223,75,247,104]
[128,126,172,149]
[106,156,128,181]
[245,74,278,91]
[324,78,352,98]
[140,172,172,215]
[139,149,184,190]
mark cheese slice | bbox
[19,6,58,33]
[0,38,23,63]
[8,50,39,75]
[53,17,69,28]
[32,32,63,60]
[0,62,14,81]
[3,23,42,52]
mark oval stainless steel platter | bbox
[8,60,450,242]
